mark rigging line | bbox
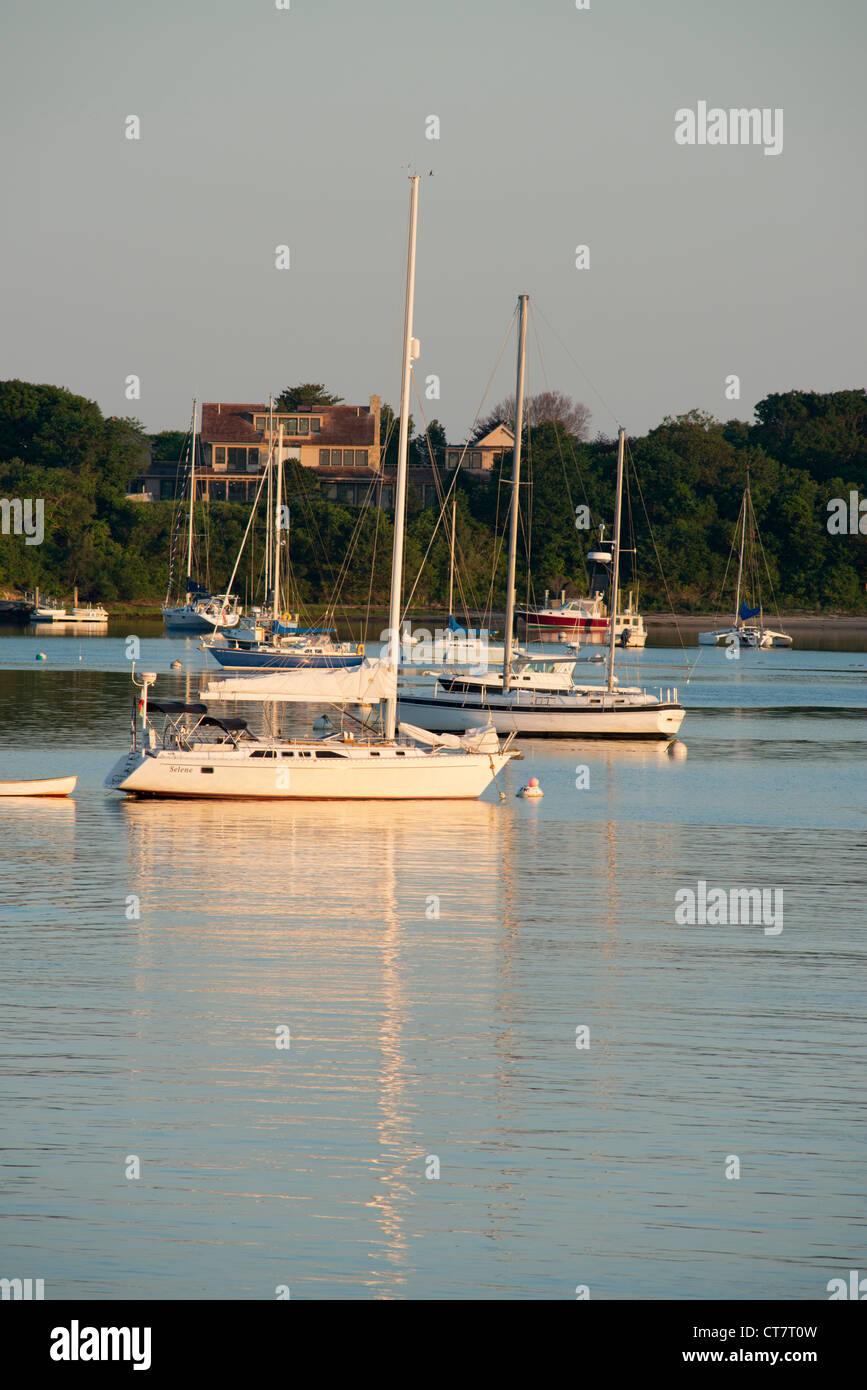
[528,301,594,573]
[624,439,690,670]
[532,299,623,432]
[403,375,485,624]
[754,498,783,624]
[401,307,518,624]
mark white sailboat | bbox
[105,175,513,800]
[698,483,792,649]
[397,295,685,740]
[162,399,241,633]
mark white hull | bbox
[106,743,507,800]
[397,691,684,739]
[698,625,792,649]
[162,604,240,633]
[0,776,77,796]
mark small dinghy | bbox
[0,776,77,797]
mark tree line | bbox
[0,379,864,615]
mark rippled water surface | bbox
[0,629,864,1299]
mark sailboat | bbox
[397,295,685,739]
[162,399,241,633]
[698,483,792,649]
[203,414,363,670]
[105,176,513,800]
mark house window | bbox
[331,449,342,466]
[254,416,267,431]
[381,486,393,509]
[296,418,309,435]
[284,418,297,434]
[447,451,460,469]
[470,451,482,469]
[336,482,355,504]
[228,447,247,469]
[424,485,438,508]
[246,448,261,472]
[213,446,227,471]
[355,449,368,468]
[311,418,321,433]
[323,483,338,499]
[319,449,330,466]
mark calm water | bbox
[0,627,864,1299]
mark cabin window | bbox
[200,767,215,774]
[314,751,343,758]
[251,749,277,758]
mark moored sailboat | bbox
[698,482,792,649]
[397,295,685,739]
[105,176,513,800]
[162,400,241,633]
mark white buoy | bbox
[518,776,543,798]
[35,652,47,661]
[667,739,687,760]
[171,659,182,670]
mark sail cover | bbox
[199,658,396,705]
[739,602,761,620]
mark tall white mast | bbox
[185,397,198,596]
[734,482,748,627]
[265,396,274,594]
[272,422,284,625]
[447,488,457,618]
[384,173,421,742]
[502,294,529,694]
[606,426,626,693]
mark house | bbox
[133,397,382,503]
[445,423,514,475]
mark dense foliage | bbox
[0,380,864,614]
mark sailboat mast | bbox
[185,397,198,597]
[272,422,284,625]
[734,483,747,627]
[265,396,274,592]
[448,487,456,618]
[502,293,529,694]
[384,173,421,742]
[606,427,626,693]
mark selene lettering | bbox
[675,102,783,156]
[49,1321,152,1371]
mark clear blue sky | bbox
[0,0,863,441]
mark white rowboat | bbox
[0,776,77,797]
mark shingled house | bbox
[132,399,511,509]
[134,397,382,503]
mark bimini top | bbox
[149,701,208,716]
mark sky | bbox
[1,0,864,442]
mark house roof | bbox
[200,403,377,449]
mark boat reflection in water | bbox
[116,795,507,1297]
